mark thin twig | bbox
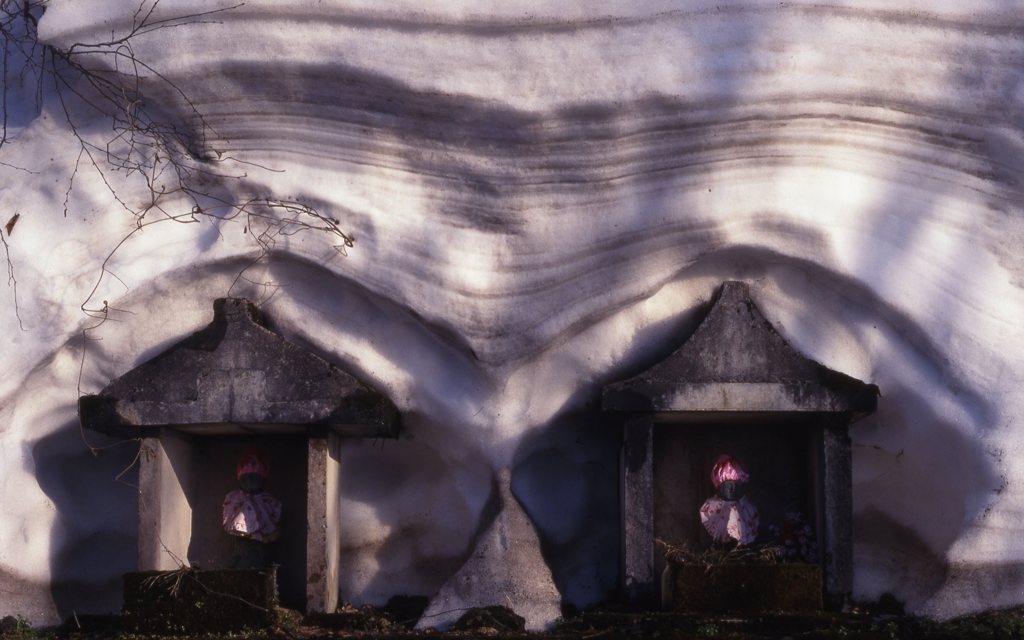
[0,226,24,330]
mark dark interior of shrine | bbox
[652,416,823,597]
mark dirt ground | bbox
[4,603,1024,640]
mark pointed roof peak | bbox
[79,299,399,437]
[603,282,877,416]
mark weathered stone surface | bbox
[603,282,878,415]
[306,434,342,614]
[137,435,193,572]
[621,416,655,605]
[822,419,854,606]
[417,469,562,631]
[79,298,399,438]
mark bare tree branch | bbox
[1,1,358,473]
[2,0,356,320]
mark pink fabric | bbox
[710,454,749,488]
[236,448,270,480]
[222,489,282,543]
[699,495,759,545]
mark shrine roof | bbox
[602,282,878,417]
[79,298,399,438]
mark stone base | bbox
[671,563,823,613]
[122,568,279,634]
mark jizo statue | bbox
[699,454,759,546]
[222,447,282,568]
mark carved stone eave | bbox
[78,298,399,439]
[602,281,878,419]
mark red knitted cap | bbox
[236,447,270,480]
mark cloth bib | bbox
[222,489,282,543]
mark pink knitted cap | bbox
[711,454,749,487]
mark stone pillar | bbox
[621,415,655,604]
[137,434,192,571]
[822,418,853,607]
[306,434,341,613]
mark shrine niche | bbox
[79,298,399,615]
[602,282,877,611]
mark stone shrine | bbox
[79,298,399,613]
[603,282,878,610]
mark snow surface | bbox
[2,0,1024,626]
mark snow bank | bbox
[1,0,1023,626]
